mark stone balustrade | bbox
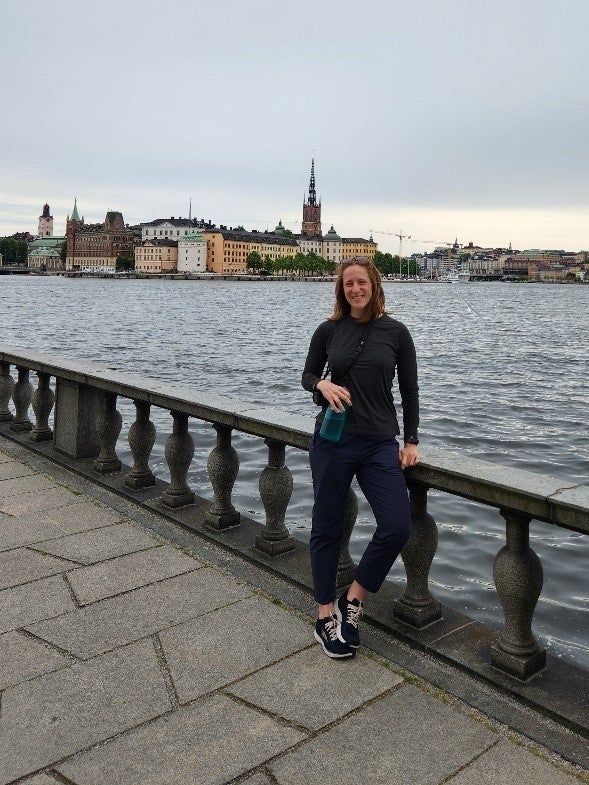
[1,347,588,687]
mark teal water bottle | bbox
[319,404,348,442]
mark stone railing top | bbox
[1,345,588,534]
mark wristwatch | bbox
[405,435,419,445]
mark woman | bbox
[301,257,420,658]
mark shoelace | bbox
[345,602,363,629]
[322,615,340,641]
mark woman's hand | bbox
[316,380,351,412]
[399,443,420,470]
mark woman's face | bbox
[342,264,373,317]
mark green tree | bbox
[116,255,135,271]
[373,250,395,276]
[59,240,67,263]
[246,251,262,272]
[0,238,28,266]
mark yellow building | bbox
[204,228,298,274]
[341,237,377,261]
[134,239,178,274]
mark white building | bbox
[322,225,342,264]
[140,217,212,241]
[297,235,323,256]
[177,233,207,273]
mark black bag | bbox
[312,387,328,407]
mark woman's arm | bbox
[301,322,329,392]
[397,325,420,444]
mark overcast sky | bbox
[1,0,587,254]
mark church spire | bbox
[308,158,317,206]
[71,198,80,223]
[301,158,322,237]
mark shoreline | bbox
[11,270,589,284]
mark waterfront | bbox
[1,276,588,668]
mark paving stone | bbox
[447,739,582,784]
[0,461,36,481]
[34,522,161,564]
[0,474,57,499]
[160,595,312,701]
[0,452,12,464]
[268,684,497,785]
[27,568,252,658]
[57,694,306,785]
[0,575,75,634]
[0,630,71,689]
[67,544,202,604]
[0,501,127,552]
[228,646,403,730]
[240,773,275,785]
[0,639,170,785]
[0,487,81,517]
[19,774,62,784]
[32,499,126,529]
[0,548,77,590]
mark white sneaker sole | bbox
[313,630,354,658]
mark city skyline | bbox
[2,1,588,255]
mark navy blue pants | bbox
[309,429,411,605]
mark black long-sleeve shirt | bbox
[301,314,419,440]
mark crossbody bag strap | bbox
[324,318,375,383]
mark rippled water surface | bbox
[2,276,588,667]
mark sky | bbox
[1,0,588,255]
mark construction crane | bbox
[371,229,412,258]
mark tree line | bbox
[0,238,28,266]
[246,251,336,276]
[372,250,420,277]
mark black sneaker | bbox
[335,592,363,648]
[314,615,354,659]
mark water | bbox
[1,275,588,668]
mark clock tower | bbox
[38,203,53,237]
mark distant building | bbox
[140,216,214,241]
[134,238,178,274]
[301,159,322,237]
[341,237,377,261]
[295,160,376,263]
[177,233,207,274]
[322,225,342,264]
[38,203,53,237]
[203,227,298,274]
[65,201,135,271]
[28,236,65,270]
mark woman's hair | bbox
[330,256,387,323]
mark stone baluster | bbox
[256,439,295,555]
[93,391,122,473]
[161,411,195,508]
[205,424,240,530]
[336,486,358,590]
[491,510,546,680]
[125,400,156,489]
[0,362,14,422]
[10,367,33,433]
[393,481,442,627]
[30,372,55,442]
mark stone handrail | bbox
[1,346,588,685]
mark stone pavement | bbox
[0,443,587,785]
